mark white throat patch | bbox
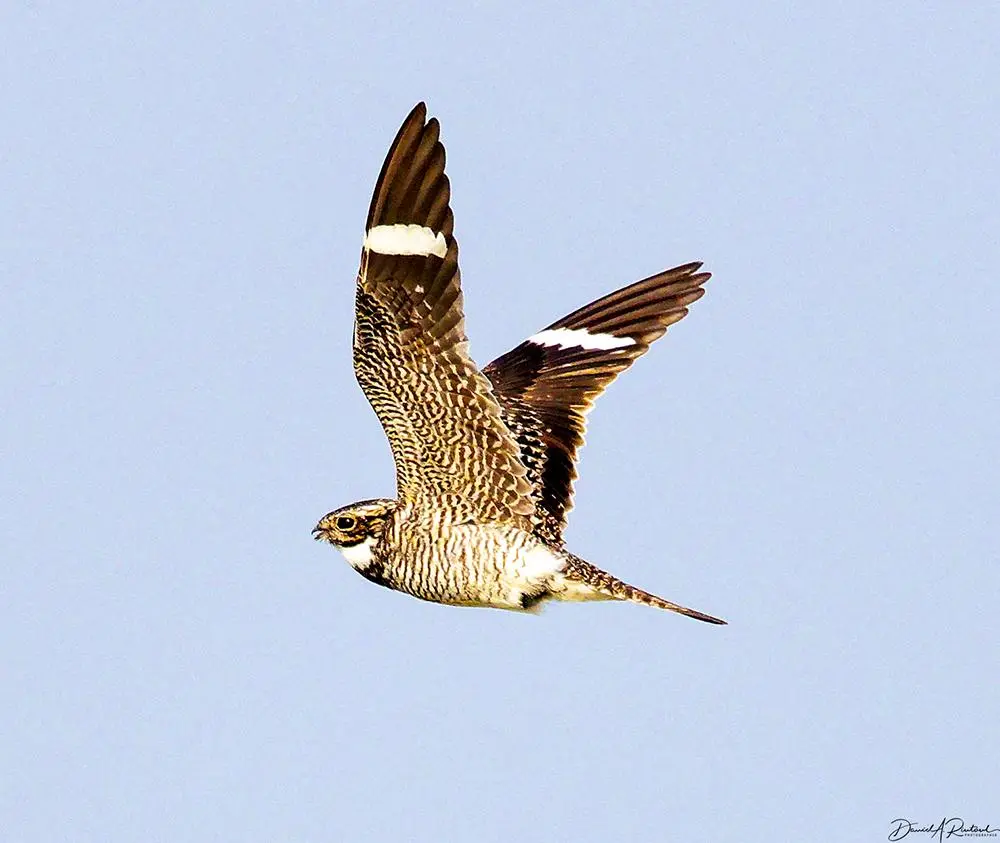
[339,536,377,570]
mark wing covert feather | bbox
[353,104,533,524]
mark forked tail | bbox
[565,554,727,625]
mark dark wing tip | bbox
[548,260,712,345]
[366,103,443,230]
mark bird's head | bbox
[312,498,396,571]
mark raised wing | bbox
[483,263,710,546]
[353,103,533,524]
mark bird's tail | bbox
[564,554,727,624]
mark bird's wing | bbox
[352,103,533,525]
[483,263,710,546]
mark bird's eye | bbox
[336,516,356,531]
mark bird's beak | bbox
[311,526,325,540]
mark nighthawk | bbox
[313,103,725,623]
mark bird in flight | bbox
[313,103,725,623]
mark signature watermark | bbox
[889,818,998,842]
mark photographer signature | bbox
[889,818,998,841]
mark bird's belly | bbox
[385,524,566,611]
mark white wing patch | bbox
[528,327,635,351]
[364,223,448,258]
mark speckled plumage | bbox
[313,103,725,624]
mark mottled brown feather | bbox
[354,103,534,524]
[484,263,710,545]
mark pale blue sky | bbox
[3,3,998,841]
